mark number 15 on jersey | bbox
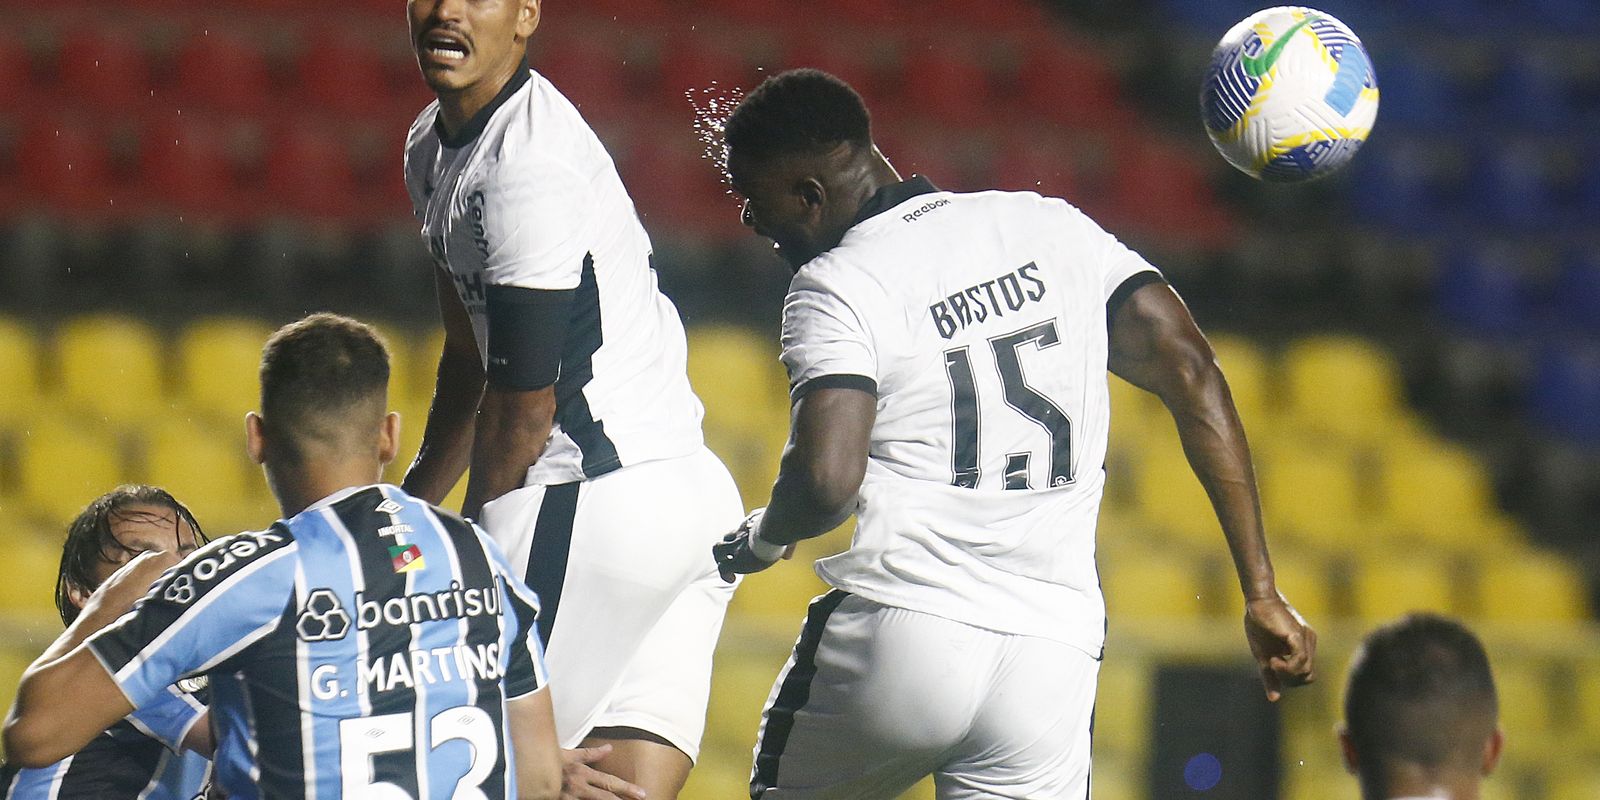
[943,319,1075,491]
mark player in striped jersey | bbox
[4,314,564,800]
[2,486,211,800]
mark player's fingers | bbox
[1259,664,1283,702]
[569,744,612,764]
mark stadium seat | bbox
[1100,547,1209,620]
[0,529,62,618]
[1435,245,1536,338]
[1281,336,1404,441]
[529,39,633,122]
[1554,249,1600,335]
[988,137,1084,201]
[1465,144,1561,232]
[1552,768,1600,800]
[55,29,152,114]
[15,413,127,527]
[1349,553,1459,621]
[16,120,114,212]
[173,30,274,116]
[1477,552,1590,623]
[685,325,787,434]
[0,317,41,425]
[1092,658,1151,761]
[142,417,257,533]
[728,552,831,622]
[261,126,359,218]
[138,120,239,214]
[1258,444,1370,552]
[177,316,272,425]
[894,42,992,125]
[56,314,168,425]
[654,36,758,101]
[0,35,34,104]
[702,645,783,753]
[1130,446,1218,547]
[1208,334,1274,430]
[1265,553,1335,623]
[1493,660,1553,746]
[1576,661,1600,750]
[1529,341,1600,446]
[296,36,394,118]
[1379,435,1506,549]
[1013,41,1126,130]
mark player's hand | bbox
[88,549,184,617]
[713,509,792,583]
[561,745,647,800]
[1243,593,1317,702]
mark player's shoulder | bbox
[404,101,442,159]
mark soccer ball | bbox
[1200,6,1379,182]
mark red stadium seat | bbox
[895,42,992,125]
[530,39,634,123]
[138,120,238,215]
[173,31,274,116]
[55,30,153,114]
[1014,41,1127,130]
[655,36,757,102]
[297,36,394,118]
[262,126,358,219]
[0,35,34,105]
[17,119,114,212]
[990,139,1084,200]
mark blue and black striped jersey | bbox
[85,485,547,800]
[1,682,208,800]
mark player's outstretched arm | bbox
[403,266,487,505]
[508,688,565,800]
[3,551,175,766]
[1106,280,1316,701]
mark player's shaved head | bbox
[724,69,872,163]
[1342,613,1502,798]
[258,313,391,466]
[725,69,900,269]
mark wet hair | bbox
[1344,613,1498,776]
[724,68,872,162]
[56,485,206,627]
[259,313,390,464]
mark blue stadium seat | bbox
[1435,245,1536,337]
[1554,250,1600,335]
[1494,53,1579,131]
[1529,341,1600,445]
[1369,53,1461,132]
[1346,140,1451,232]
[1464,144,1560,232]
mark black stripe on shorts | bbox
[750,589,849,799]
[523,482,581,649]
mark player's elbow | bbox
[783,457,863,517]
[4,710,68,769]
[1156,340,1227,409]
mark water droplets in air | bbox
[688,82,746,198]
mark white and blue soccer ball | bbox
[1201,6,1379,181]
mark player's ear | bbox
[66,585,89,612]
[516,0,540,38]
[1335,723,1358,774]
[1482,727,1505,775]
[245,412,267,465]
[378,411,401,466]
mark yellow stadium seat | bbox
[177,316,272,426]
[1552,768,1600,800]
[1477,552,1589,623]
[1282,336,1404,440]
[680,752,753,799]
[56,314,169,424]
[687,325,788,435]
[729,557,832,622]
[1263,553,1336,624]
[1100,548,1209,620]
[142,417,261,534]
[0,646,41,758]
[1209,334,1274,427]
[1132,446,1218,547]
[1573,657,1600,746]
[899,778,935,799]
[368,322,419,409]
[703,645,783,754]
[412,327,448,404]
[0,317,42,425]
[1082,769,1140,800]
[0,528,64,619]
[1282,764,1359,800]
[1493,660,1553,746]
[15,413,127,527]
[1350,553,1460,621]
[1093,658,1151,761]
[1258,445,1370,552]
[1379,436,1505,551]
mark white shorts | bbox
[752,592,1100,799]
[481,446,744,760]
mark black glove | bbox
[713,508,782,583]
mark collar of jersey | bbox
[302,484,381,513]
[435,67,533,149]
[850,174,940,227]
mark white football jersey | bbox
[404,68,704,485]
[782,177,1161,656]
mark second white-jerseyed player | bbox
[401,60,744,768]
[717,69,1316,799]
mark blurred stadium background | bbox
[0,0,1597,797]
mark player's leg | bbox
[933,636,1099,800]
[752,593,987,800]
[578,564,738,799]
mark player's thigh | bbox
[754,594,990,800]
[936,637,1099,800]
[590,565,737,762]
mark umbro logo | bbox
[375,499,404,516]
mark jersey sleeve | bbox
[124,682,207,754]
[468,154,593,292]
[86,529,298,712]
[780,264,881,400]
[1053,200,1163,302]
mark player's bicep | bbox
[435,266,482,366]
[4,646,133,768]
[785,386,876,511]
[1107,279,1215,400]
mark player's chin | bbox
[416,59,471,90]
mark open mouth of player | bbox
[420,31,470,65]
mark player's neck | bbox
[1367,768,1479,800]
[266,460,386,518]
[435,59,524,139]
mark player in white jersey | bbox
[713,70,1318,798]
[400,2,743,798]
